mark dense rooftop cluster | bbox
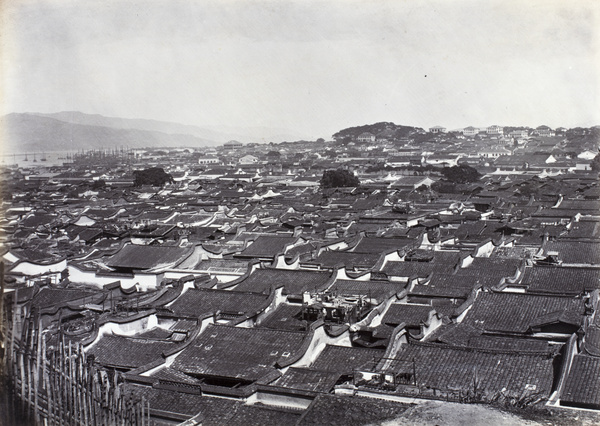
[1,123,600,424]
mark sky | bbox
[1,0,599,139]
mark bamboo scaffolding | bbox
[3,305,151,425]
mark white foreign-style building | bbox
[486,125,504,135]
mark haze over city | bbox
[1,0,599,140]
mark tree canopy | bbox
[320,169,360,188]
[133,167,174,187]
[441,164,482,183]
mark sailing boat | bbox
[24,154,29,161]
[33,153,37,162]
[41,152,47,161]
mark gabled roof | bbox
[461,292,586,334]
[164,288,271,319]
[411,273,495,299]
[271,367,341,393]
[350,237,416,254]
[382,303,434,328]
[562,355,600,409]
[123,383,242,420]
[170,324,308,382]
[88,334,178,369]
[326,279,405,302]
[235,235,297,259]
[310,251,381,269]
[521,266,600,295]
[258,304,308,331]
[543,241,600,265]
[299,394,410,425]
[105,244,192,270]
[230,268,332,294]
[386,342,555,397]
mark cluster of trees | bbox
[331,122,419,142]
[592,153,600,171]
[320,169,360,188]
[440,164,482,183]
[133,167,174,186]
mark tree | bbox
[320,169,360,188]
[133,167,174,186]
[441,164,482,183]
[591,154,600,171]
[91,179,106,190]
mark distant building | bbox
[479,146,511,158]
[536,126,555,137]
[239,154,259,165]
[486,125,504,135]
[197,155,220,165]
[578,150,598,160]
[424,153,460,167]
[509,130,529,138]
[429,126,447,133]
[224,140,243,149]
[357,132,376,142]
[462,126,479,136]
[390,176,435,190]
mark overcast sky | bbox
[1,0,599,138]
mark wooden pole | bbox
[33,314,42,423]
[0,262,5,371]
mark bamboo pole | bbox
[33,314,42,423]
[0,262,5,371]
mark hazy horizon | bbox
[2,0,599,140]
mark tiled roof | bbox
[171,324,308,381]
[434,323,551,352]
[382,303,434,328]
[298,394,410,425]
[564,220,600,239]
[258,304,307,331]
[583,326,600,357]
[350,237,416,254]
[381,260,453,278]
[543,241,600,265]
[88,334,177,369]
[310,345,384,373]
[310,251,381,269]
[20,213,57,228]
[461,292,586,334]
[271,367,341,393]
[326,279,405,302]
[165,288,270,319]
[195,258,249,273]
[235,235,297,258]
[32,287,97,309]
[123,383,242,421]
[232,269,332,294]
[521,266,600,295]
[106,244,192,270]
[388,342,555,397]
[225,404,303,425]
[411,273,496,299]
[561,355,600,409]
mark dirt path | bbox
[376,400,600,426]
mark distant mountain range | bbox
[1,111,307,153]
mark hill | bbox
[28,112,305,146]
[332,122,424,141]
[1,112,309,153]
[1,113,214,154]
